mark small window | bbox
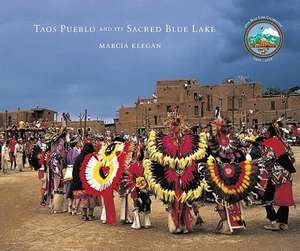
[8,116,12,126]
[239,97,243,108]
[154,116,158,125]
[219,98,223,108]
[194,93,198,100]
[271,101,275,110]
[125,111,129,115]
[207,95,211,111]
[167,105,171,112]
[227,96,233,110]
[207,95,213,111]
[194,106,199,116]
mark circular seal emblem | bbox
[244,17,283,59]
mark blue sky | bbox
[0,0,299,121]
[249,23,278,37]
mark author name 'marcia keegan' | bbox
[97,42,161,49]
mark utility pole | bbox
[184,81,191,122]
[84,109,87,138]
[143,107,150,134]
[5,110,8,139]
[17,107,20,124]
[79,112,84,137]
[284,93,289,119]
[228,79,235,128]
[232,82,235,128]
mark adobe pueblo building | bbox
[0,107,57,130]
[116,80,300,134]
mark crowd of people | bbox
[0,112,297,235]
[0,136,33,174]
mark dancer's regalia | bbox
[144,112,208,233]
[47,132,68,213]
[30,143,49,205]
[30,128,67,209]
[117,168,132,224]
[261,123,296,231]
[64,137,81,214]
[128,142,152,229]
[131,176,152,229]
[203,116,273,234]
[72,143,96,220]
[80,138,132,224]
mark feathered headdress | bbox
[211,107,225,131]
[164,108,189,133]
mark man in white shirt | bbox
[14,138,24,172]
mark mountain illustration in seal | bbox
[248,27,280,48]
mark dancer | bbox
[30,142,49,206]
[261,124,296,231]
[131,176,152,229]
[203,114,272,234]
[65,137,81,215]
[118,168,132,224]
[80,137,132,224]
[144,110,208,233]
[73,142,96,221]
[129,142,152,229]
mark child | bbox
[131,177,152,229]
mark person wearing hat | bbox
[14,138,24,172]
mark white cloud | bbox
[262,27,279,37]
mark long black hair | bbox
[29,145,42,171]
[72,143,95,191]
[268,125,278,137]
[75,143,95,165]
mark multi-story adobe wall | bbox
[116,80,300,134]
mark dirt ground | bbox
[1,148,300,251]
